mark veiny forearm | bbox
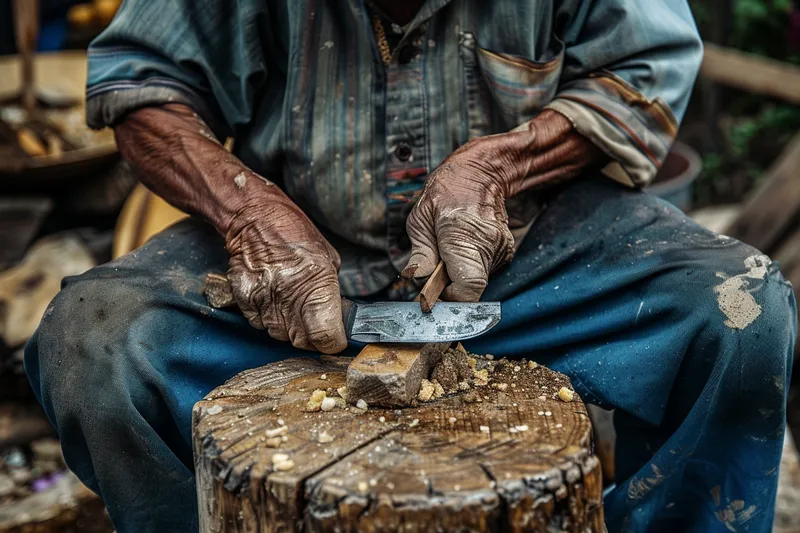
[114,103,285,235]
[445,110,606,199]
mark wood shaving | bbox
[409,419,419,428]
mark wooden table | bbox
[193,356,603,532]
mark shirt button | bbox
[397,45,417,65]
[395,143,413,162]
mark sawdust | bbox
[431,348,473,392]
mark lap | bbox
[33,177,794,445]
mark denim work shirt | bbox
[86,0,703,297]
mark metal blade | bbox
[345,301,501,344]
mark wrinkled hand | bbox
[402,110,602,301]
[225,190,346,354]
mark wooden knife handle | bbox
[416,261,450,313]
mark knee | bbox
[25,272,156,415]
[702,252,795,375]
[677,251,796,433]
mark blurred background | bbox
[0,0,799,531]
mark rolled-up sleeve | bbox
[545,0,703,187]
[85,0,269,138]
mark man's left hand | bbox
[402,110,603,301]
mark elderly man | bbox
[24,1,795,532]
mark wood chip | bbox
[273,459,295,471]
[558,387,575,402]
[306,390,327,411]
[265,426,288,438]
[417,379,435,402]
[472,369,489,386]
[320,397,337,412]
[272,453,290,464]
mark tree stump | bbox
[193,356,603,532]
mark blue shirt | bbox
[86,0,703,296]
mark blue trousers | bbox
[25,178,796,532]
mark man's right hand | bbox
[223,189,347,354]
[115,104,347,354]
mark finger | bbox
[300,283,347,354]
[402,205,440,279]
[437,216,514,302]
[440,243,490,302]
[286,317,314,351]
[227,265,266,329]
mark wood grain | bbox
[345,343,448,408]
[194,358,603,532]
[418,261,449,313]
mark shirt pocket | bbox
[475,39,565,130]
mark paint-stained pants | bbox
[25,178,796,533]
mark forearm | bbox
[114,103,288,236]
[444,109,605,200]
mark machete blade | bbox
[345,301,501,344]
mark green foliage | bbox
[689,0,800,206]
[730,0,796,61]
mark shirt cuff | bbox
[544,73,679,188]
[85,79,224,136]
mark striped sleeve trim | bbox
[545,72,679,188]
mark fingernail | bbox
[401,264,419,279]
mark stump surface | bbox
[193,357,603,533]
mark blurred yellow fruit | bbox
[67,3,96,27]
[94,0,121,25]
